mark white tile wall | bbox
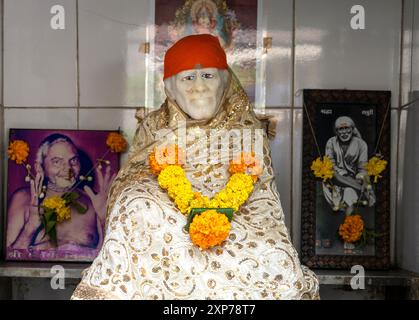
[4,0,77,107]
[292,109,303,250]
[267,109,292,230]
[396,0,419,273]
[78,0,150,107]
[295,0,401,109]
[400,0,414,106]
[398,106,419,273]
[4,109,77,136]
[261,0,293,107]
[411,1,419,92]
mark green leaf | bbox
[49,227,57,246]
[41,216,47,240]
[62,191,79,203]
[45,220,56,234]
[71,200,88,214]
[43,208,57,222]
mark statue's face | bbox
[165,67,227,120]
[336,125,353,143]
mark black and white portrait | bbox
[322,116,376,216]
[314,105,377,256]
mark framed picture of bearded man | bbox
[301,89,391,269]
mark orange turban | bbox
[163,34,228,80]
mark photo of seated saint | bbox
[72,34,319,300]
[7,133,115,260]
[322,117,376,215]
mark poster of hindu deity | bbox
[152,0,258,108]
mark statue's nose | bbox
[193,76,208,93]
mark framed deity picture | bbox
[5,129,121,262]
[150,0,258,108]
[301,90,391,269]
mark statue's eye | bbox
[202,73,214,79]
[182,75,195,81]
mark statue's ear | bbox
[164,77,176,101]
[220,69,230,87]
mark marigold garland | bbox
[106,132,128,153]
[150,145,261,249]
[189,210,231,249]
[338,214,364,243]
[311,156,334,182]
[7,140,30,164]
[365,156,387,183]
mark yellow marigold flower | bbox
[158,165,186,189]
[167,181,192,200]
[106,132,127,153]
[8,140,30,164]
[56,206,71,222]
[189,210,231,249]
[339,214,364,243]
[209,199,220,208]
[43,196,71,222]
[188,193,212,213]
[227,173,253,196]
[175,193,194,214]
[311,156,334,182]
[365,156,387,183]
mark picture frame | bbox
[301,89,391,269]
[5,129,120,262]
[150,0,259,108]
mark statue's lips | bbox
[188,97,214,104]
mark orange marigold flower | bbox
[229,152,262,182]
[149,144,184,175]
[8,140,29,164]
[106,132,128,153]
[339,214,365,243]
[189,210,231,250]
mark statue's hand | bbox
[84,165,116,222]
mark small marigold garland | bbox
[189,210,231,250]
[106,132,128,153]
[7,140,30,164]
[338,214,364,243]
[310,156,334,182]
[149,145,261,249]
[364,155,387,183]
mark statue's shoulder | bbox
[137,104,169,132]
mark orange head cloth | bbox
[163,34,228,80]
